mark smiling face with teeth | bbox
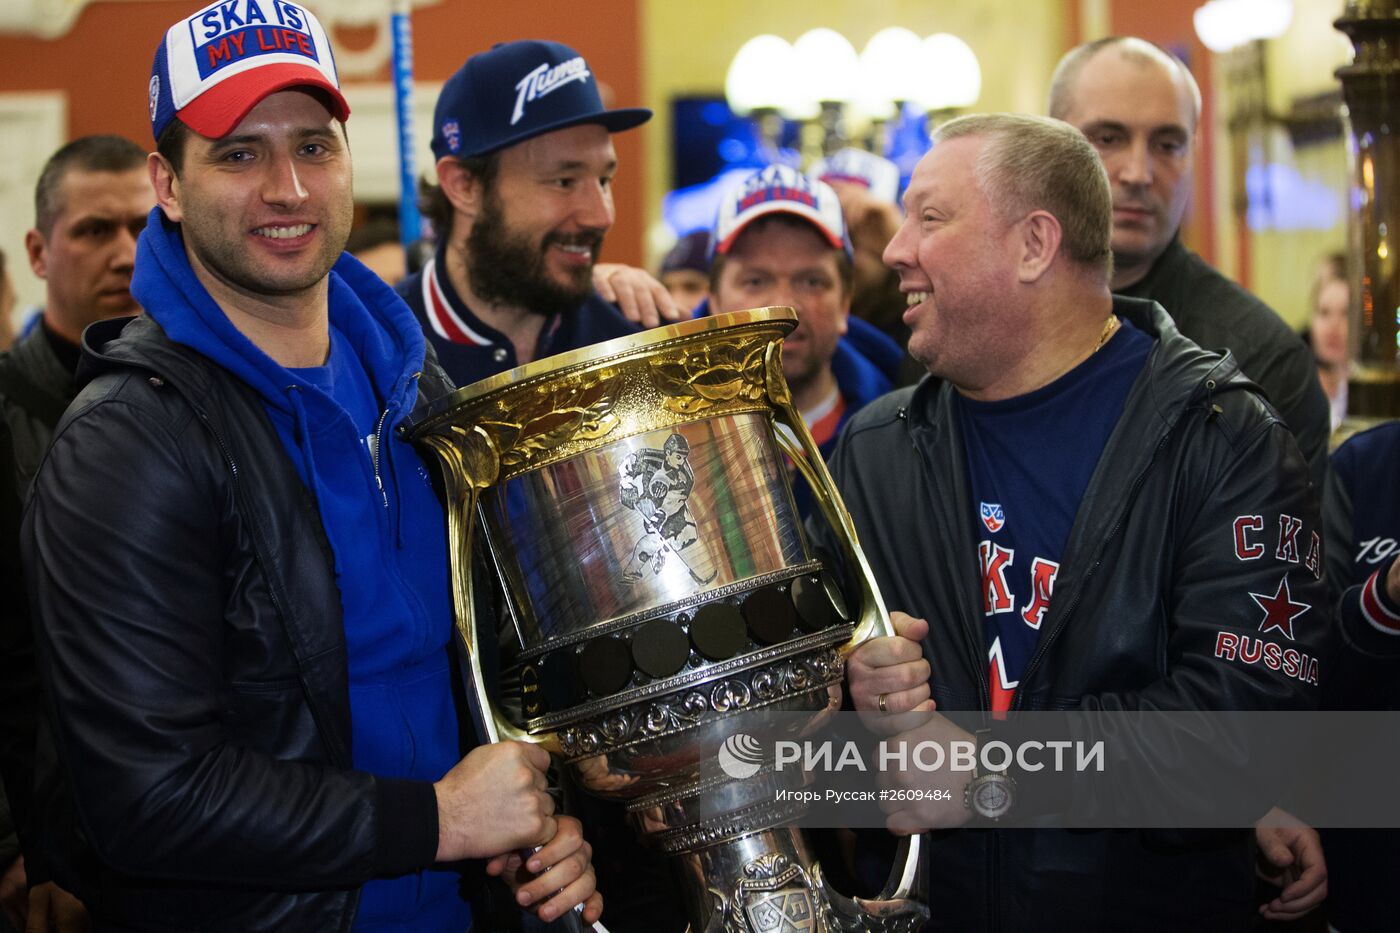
[460,123,616,316]
[884,135,1029,395]
[154,89,353,308]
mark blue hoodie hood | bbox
[131,208,470,929]
[132,208,425,419]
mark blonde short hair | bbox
[932,113,1113,277]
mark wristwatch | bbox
[964,731,1016,820]
[964,770,1016,820]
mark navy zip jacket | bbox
[1317,422,1400,933]
[396,244,639,388]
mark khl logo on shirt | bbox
[980,502,1005,533]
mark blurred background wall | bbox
[0,0,1356,329]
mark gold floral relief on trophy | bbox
[764,339,791,408]
[649,336,773,416]
[472,370,624,476]
[446,423,501,492]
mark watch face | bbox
[970,774,1014,819]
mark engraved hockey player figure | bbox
[619,433,712,584]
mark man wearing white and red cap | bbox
[21,3,599,931]
[706,164,894,518]
[812,148,914,355]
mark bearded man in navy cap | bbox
[401,40,673,387]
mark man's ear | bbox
[1017,210,1062,284]
[24,228,48,280]
[436,157,483,220]
[149,152,183,224]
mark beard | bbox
[466,187,602,316]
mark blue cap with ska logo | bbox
[431,39,651,160]
[811,147,902,204]
[713,165,853,260]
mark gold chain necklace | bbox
[1094,314,1119,352]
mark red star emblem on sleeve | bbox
[1249,575,1310,641]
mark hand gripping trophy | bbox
[408,309,927,932]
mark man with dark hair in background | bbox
[0,133,152,933]
[1047,37,1330,486]
[400,39,678,388]
[8,135,151,491]
[656,230,710,314]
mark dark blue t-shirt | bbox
[956,318,1152,712]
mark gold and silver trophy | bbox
[408,308,926,932]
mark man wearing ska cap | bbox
[705,164,895,518]
[22,4,600,931]
[811,147,901,205]
[399,39,673,389]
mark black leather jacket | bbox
[23,315,455,932]
[0,323,76,878]
[1119,236,1331,489]
[822,299,1330,932]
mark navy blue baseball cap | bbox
[431,40,651,160]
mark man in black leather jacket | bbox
[835,114,1330,932]
[19,4,600,931]
[1048,37,1330,488]
[0,135,151,933]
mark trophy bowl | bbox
[407,308,926,932]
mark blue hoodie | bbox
[131,209,469,932]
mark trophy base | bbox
[671,826,927,932]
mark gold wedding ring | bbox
[878,693,889,713]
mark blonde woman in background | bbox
[1309,252,1350,432]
